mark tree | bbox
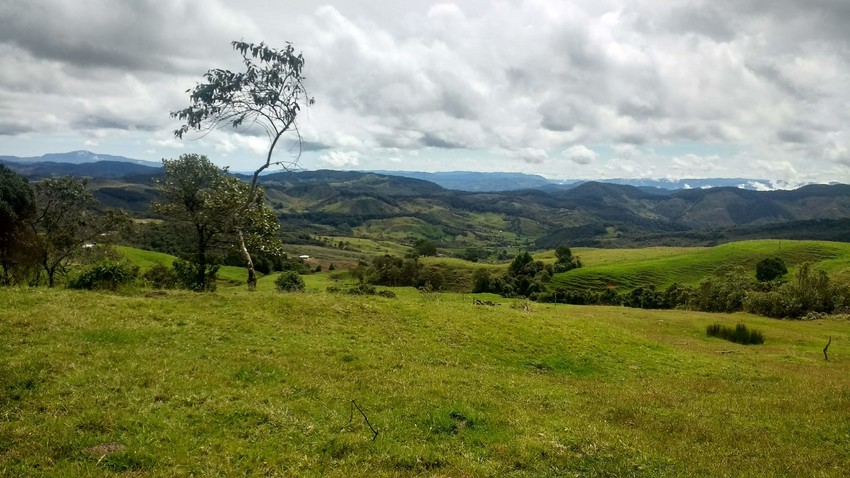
[0,165,39,285]
[171,40,312,288]
[410,238,437,257]
[152,154,281,291]
[554,244,582,273]
[755,257,787,282]
[31,176,131,287]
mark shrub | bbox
[689,266,753,313]
[744,263,850,318]
[755,257,788,282]
[275,271,305,292]
[172,259,218,292]
[68,260,138,291]
[141,263,178,289]
[706,323,764,345]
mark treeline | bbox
[540,261,850,319]
[1,165,132,287]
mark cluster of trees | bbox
[353,255,453,291]
[151,154,282,291]
[538,258,850,319]
[1,165,131,287]
[472,246,582,298]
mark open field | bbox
[551,240,850,291]
[2,287,850,477]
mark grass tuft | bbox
[706,323,765,345]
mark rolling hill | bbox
[6,160,850,248]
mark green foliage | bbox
[67,260,138,291]
[153,154,282,290]
[554,244,582,273]
[706,323,765,345]
[173,259,218,292]
[745,262,850,318]
[410,238,438,257]
[472,268,493,293]
[0,165,39,285]
[141,263,178,289]
[689,266,753,313]
[33,176,132,287]
[275,271,305,292]
[171,39,312,208]
[756,257,788,282]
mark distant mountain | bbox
[371,170,561,192]
[370,170,804,192]
[5,161,848,247]
[0,159,161,179]
[0,150,160,167]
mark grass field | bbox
[2,286,850,476]
[551,240,850,291]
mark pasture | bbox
[2,286,849,476]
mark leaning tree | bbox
[171,40,312,289]
[152,154,282,292]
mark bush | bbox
[68,260,138,291]
[744,262,850,318]
[172,259,218,292]
[689,266,753,313]
[141,263,178,289]
[755,257,787,282]
[706,323,764,345]
[275,271,305,292]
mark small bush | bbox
[347,283,376,295]
[377,290,397,299]
[706,323,765,345]
[141,263,178,289]
[172,259,218,292]
[68,260,138,291]
[275,271,305,292]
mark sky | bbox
[1,0,849,187]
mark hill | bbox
[6,161,850,248]
[0,150,160,167]
[551,240,850,291]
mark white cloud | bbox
[320,150,360,167]
[563,145,597,165]
[0,0,849,182]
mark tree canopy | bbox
[152,154,281,291]
[171,40,312,287]
[0,165,38,285]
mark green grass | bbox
[551,240,850,291]
[116,246,259,286]
[2,287,850,476]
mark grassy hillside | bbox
[115,246,254,285]
[551,240,850,291]
[2,288,849,476]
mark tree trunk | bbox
[237,229,257,290]
[44,258,55,288]
[197,232,207,291]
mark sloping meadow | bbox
[2,287,849,476]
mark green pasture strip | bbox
[552,240,850,290]
[2,288,849,476]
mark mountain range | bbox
[0,150,803,192]
[3,152,849,248]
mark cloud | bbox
[511,148,548,165]
[563,145,597,165]
[320,150,360,168]
[0,0,849,182]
